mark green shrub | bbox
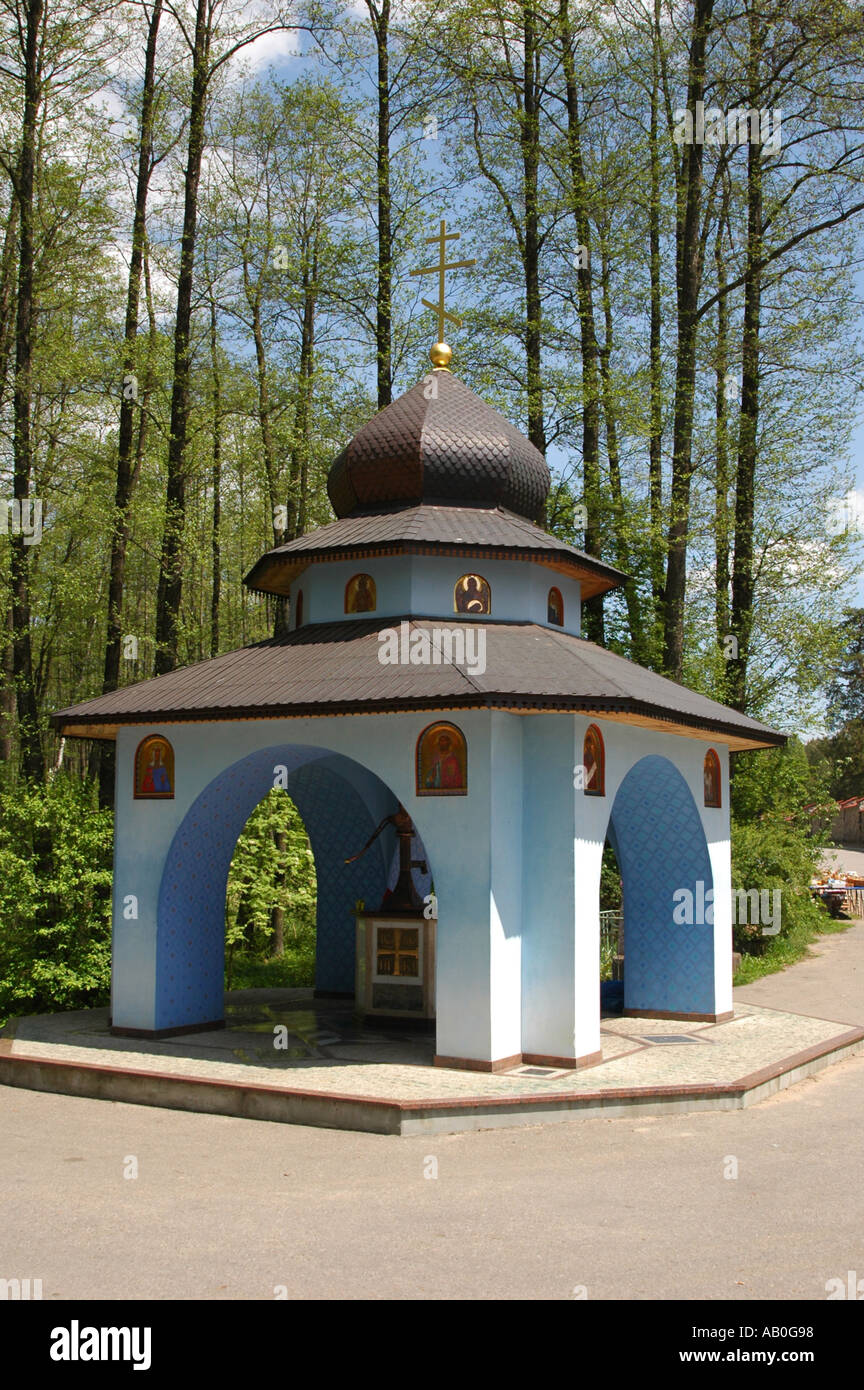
[730,812,827,954]
[730,739,838,975]
[0,774,113,1024]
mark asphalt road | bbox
[2,921,864,1302]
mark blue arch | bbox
[608,754,715,1016]
[155,745,420,1032]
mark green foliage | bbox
[226,948,316,993]
[801,608,864,802]
[599,840,621,911]
[730,815,828,955]
[0,774,113,1024]
[730,741,832,959]
[224,790,316,989]
[826,608,864,728]
[806,720,864,802]
[0,778,320,1025]
[731,738,831,828]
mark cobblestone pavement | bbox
[2,990,855,1103]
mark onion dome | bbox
[327,371,550,524]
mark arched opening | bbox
[224,789,316,992]
[599,837,623,1013]
[155,745,432,1034]
[606,754,715,1017]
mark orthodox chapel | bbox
[53,232,783,1073]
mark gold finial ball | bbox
[429,341,452,370]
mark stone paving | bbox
[1,987,858,1105]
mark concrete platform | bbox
[1,989,861,1135]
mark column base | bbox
[110,1018,225,1040]
[434,1049,603,1073]
[434,1052,522,1074]
[522,1049,603,1070]
[622,1007,734,1024]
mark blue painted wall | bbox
[155,747,393,1030]
[609,755,715,1015]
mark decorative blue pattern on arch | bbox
[608,755,715,1016]
[155,746,400,1031]
[283,762,389,995]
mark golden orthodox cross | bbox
[410,219,476,344]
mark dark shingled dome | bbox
[327,372,551,523]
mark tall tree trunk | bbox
[244,253,281,554]
[209,295,222,658]
[96,0,163,805]
[647,0,664,616]
[0,597,14,763]
[286,250,317,542]
[295,250,317,539]
[728,12,764,714]
[0,191,20,414]
[10,0,45,780]
[713,196,731,664]
[598,224,644,657]
[559,0,602,641]
[366,0,392,408]
[520,1,546,457]
[154,0,211,675]
[662,0,715,678]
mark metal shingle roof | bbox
[52,618,785,750]
[243,504,627,599]
[327,372,551,522]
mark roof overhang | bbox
[51,619,786,751]
[54,694,785,752]
[244,539,623,601]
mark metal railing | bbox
[600,909,623,980]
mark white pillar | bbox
[432,712,523,1070]
[520,716,603,1068]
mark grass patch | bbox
[225,951,315,991]
[225,918,316,991]
[733,910,857,986]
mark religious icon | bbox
[134,735,175,800]
[454,574,490,615]
[345,572,376,614]
[416,721,467,796]
[547,586,564,626]
[583,724,605,796]
[704,749,721,807]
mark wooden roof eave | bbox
[243,542,623,601]
[53,695,785,752]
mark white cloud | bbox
[236,27,305,69]
[828,487,864,536]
